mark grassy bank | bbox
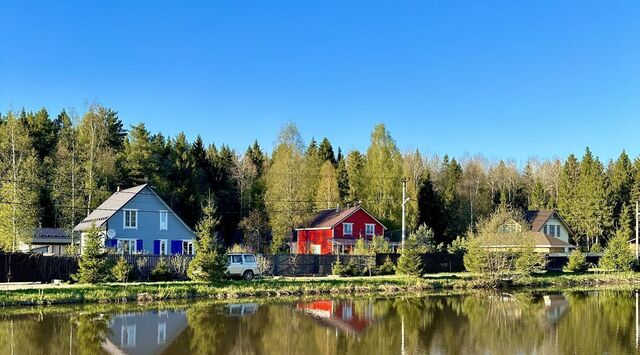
[1,272,640,307]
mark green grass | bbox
[1,272,639,307]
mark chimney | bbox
[336,204,340,211]
[116,185,121,192]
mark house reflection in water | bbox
[102,310,188,355]
[542,294,569,325]
[296,300,377,336]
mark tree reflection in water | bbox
[1,291,640,354]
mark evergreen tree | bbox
[417,172,447,244]
[123,123,154,184]
[73,223,107,284]
[599,227,635,271]
[246,140,266,176]
[557,154,581,243]
[403,150,426,230]
[346,150,365,204]
[439,155,464,240]
[396,233,424,276]
[335,153,350,202]
[318,137,336,165]
[188,198,227,282]
[363,124,403,225]
[575,148,612,248]
[608,151,634,228]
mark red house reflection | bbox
[296,300,377,335]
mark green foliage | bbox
[73,223,108,284]
[514,244,546,275]
[396,248,423,276]
[591,243,603,253]
[315,161,340,209]
[331,259,347,276]
[599,228,635,271]
[447,236,467,254]
[188,198,227,282]
[376,256,396,275]
[564,250,588,272]
[150,259,173,281]
[112,257,132,283]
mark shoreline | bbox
[1,272,639,308]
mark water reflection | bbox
[2,291,640,354]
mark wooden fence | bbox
[0,253,78,282]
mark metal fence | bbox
[0,253,78,282]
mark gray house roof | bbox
[33,227,71,244]
[74,184,148,231]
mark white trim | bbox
[159,210,168,231]
[117,238,139,254]
[295,227,333,231]
[343,223,353,236]
[365,223,376,236]
[123,209,138,230]
[331,206,387,231]
[182,239,194,255]
[159,239,168,255]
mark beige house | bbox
[524,210,575,254]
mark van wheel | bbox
[242,270,254,281]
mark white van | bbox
[227,253,258,280]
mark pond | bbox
[1,290,640,354]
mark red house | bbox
[294,206,387,254]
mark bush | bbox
[447,236,467,254]
[73,223,108,284]
[151,259,173,281]
[332,259,347,276]
[256,254,272,276]
[376,256,396,275]
[591,243,603,253]
[564,250,588,272]
[514,244,546,275]
[112,257,132,283]
[599,229,636,271]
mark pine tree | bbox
[318,137,336,166]
[557,154,581,244]
[346,150,365,204]
[123,123,154,184]
[73,223,107,284]
[335,154,350,202]
[187,198,227,282]
[575,148,612,248]
[608,151,634,228]
[417,172,447,243]
[599,227,635,271]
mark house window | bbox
[342,305,353,320]
[124,209,138,229]
[159,210,168,231]
[343,223,353,236]
[118,239,137,254]
[159,240,167,255]
[311,244,321,254]
[365,224,375,236]
[556,225,561,238]
[121,324,136,348]
[543,225,548,235]
[182,240,194,255]
[549,225,555,237]
[157,322,167,345]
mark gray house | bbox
[74,184,196,255]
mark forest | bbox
[0,104,637,253]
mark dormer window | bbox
[343,223,353,236]
[124,209,138,229]
[497,221,521,234]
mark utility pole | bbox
[401,178,410,251]
[636,201,640,261]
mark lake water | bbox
[1,290,640,354]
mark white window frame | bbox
[159,239,168,255]
[365,223,376,236]
[182,240,194,255]
[157,321,167,345]
[311,244,321,255]
[121,324,137,348]
[117,238,138,254]
[159,210,168,231]
[123,209,138,230]
[549,225,556,237]
[343,223,353,236]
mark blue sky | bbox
[1,1,639,162]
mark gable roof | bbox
[74,184,148,231]
[35,228,70,239]
[532,232,575,248]
[297,206,386,230]
[524,209,573,235]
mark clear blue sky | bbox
[1,1,639,163]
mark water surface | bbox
[1,290,640,354]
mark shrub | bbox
[376,256,396,275]
[256,254,272,276]
[73,223,108,284]
[591,243,603,253]
[514,244,546,275]
[599,229,636,271]
[332,259,347,276]
[447,236,467,254]
[112,257,132,283]
[564,250,588,272]
[151,259,173,281]
[396,248,423,276]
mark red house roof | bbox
[297,206,386,230]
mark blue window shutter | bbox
[107,238,117,248]
[171,240,182,254]
[136,239,144,252]
[153,240,160,255]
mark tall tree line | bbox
[0,106,637,252]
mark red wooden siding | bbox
[297,229,333,254]
[333,209,384,238]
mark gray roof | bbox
[74,184,148,231]
[35,227,70,239]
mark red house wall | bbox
[297,229,333,254]
[297,209,385,255]
[333,209,384,238]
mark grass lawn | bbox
[1,272,639,307]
